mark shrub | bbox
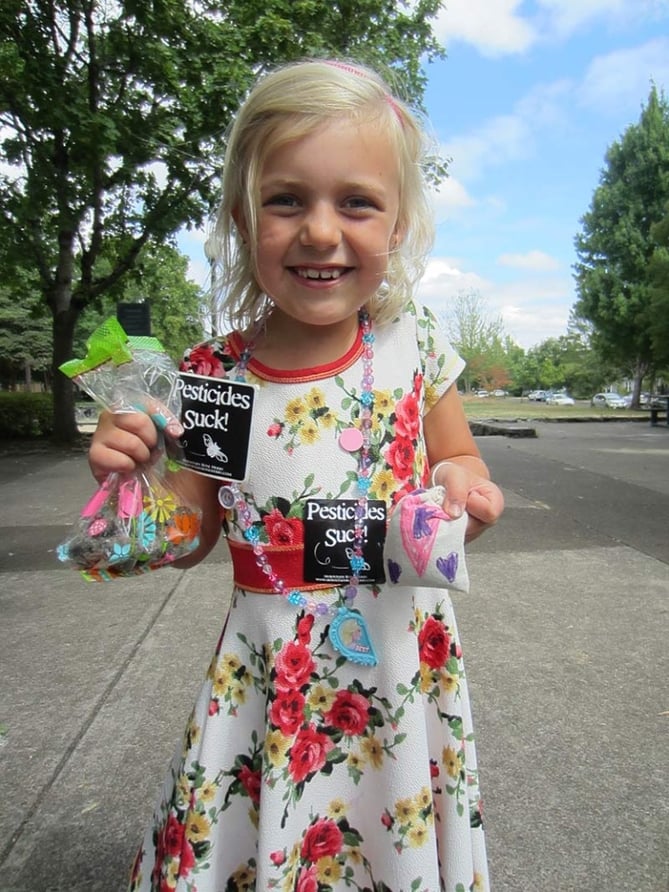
[0,392,54,438]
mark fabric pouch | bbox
[383,486,469,593]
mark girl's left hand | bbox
[433,462,505,542]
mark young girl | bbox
[90,59,504,892]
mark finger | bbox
[432,465,468,519]
[129,398,184,438]
[108,409,160,442]
[88,411,158,481]
[464,515,489,543]
[466,483,505,526]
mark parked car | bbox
[492,389,507,397]
[475,389,489,398]
[591,392,627,409]
[528,390,547,401]
[547,393,575,406]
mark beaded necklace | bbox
[218,309,378,666]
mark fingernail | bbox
[150,412,169,431]
[166,418,184,437]
[150,413,183,436]
[448,502,464,519]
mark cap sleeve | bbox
[408,301,465,412]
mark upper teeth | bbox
[296,268,342,280]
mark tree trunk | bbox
[631,357,649,410]
[51,304,81,443]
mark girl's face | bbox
[250,116,402,330]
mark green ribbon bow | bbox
[59,317,165,378]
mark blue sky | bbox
[179,0,669,349]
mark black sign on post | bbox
[117,302,152,336]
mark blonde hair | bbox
[209,59,436,331]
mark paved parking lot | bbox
[1,421,667,891]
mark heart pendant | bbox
[328,608,378,666]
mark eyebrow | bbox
[259,176,389,198]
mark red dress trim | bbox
[227,328,364,384]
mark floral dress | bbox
[128,302,489,892]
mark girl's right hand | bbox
[88,408,183,483]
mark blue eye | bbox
[265,194,298,207]
[345,196,374,209]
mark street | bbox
[0,421,667,891]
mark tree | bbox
[649,204,669,375]
[573,86,669,408]
[0,268,52,389]
[565,308,626,396]
[0,0,443,442]
[442,290,508,392]
[76,242,206,362]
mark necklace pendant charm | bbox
[218,485,237,509]
[328,607,378,666]
[339,427,364,452]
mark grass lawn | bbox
[461,396,648,422]
[75,397,650,428]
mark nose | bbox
[299,202,341,250]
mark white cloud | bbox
[419,256,485,289]
[444,113,533,182]
[536,0,668,38]
[431,0,669,57]
[177,227,211,288]
[430,177,476,220]
[441,77,572,184]
[578,37,669,114]
[433,0,536,57]
[497,250,561,271]
[418,255,574,348]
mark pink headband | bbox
[322,60,404,124]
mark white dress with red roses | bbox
[128,302,489,892]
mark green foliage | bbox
[0,392,53,438]
[0,266,52,386]
[573,86,669,396]
[649,205,669,369]
[75,242,205,361]
[0,0,444,441]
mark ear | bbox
[231,205,249,243]
[390,225,405,249]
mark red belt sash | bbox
[227,538,334,594]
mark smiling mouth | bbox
[293,267,350,280]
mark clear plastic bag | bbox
[60,317,180,417]
[57,463,201,581]
[58,317,202,580]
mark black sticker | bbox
[303,499,387,584]
[176,372,256,481]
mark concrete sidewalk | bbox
[0,439,667,891]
